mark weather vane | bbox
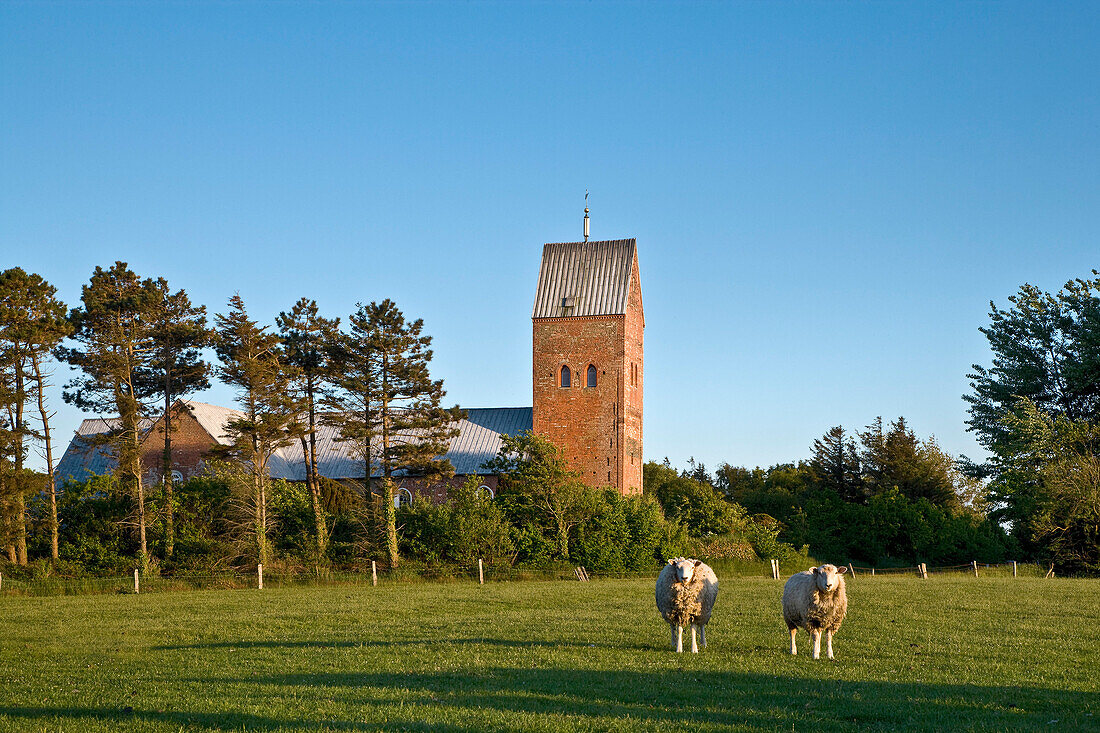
[583,190,590,243]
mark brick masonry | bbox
[532,251,643,494]
[140,404,220,483]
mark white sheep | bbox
[781,564,848,659]
[655,557,719,653]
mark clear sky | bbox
[2,2,1098,474]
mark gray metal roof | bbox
[532,239,637,318]
[54,403,533,485]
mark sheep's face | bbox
[812,564,846,593]
[668,558,702,584]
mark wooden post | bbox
[871,568,875,576]
[0,571,3,591]
[972,560,978,578]
[848,563,855,577]
[371,560,377,587]
[257,563,263,590]
[134,568,140,594]
[1012,560,1017,578]
[922,563,928,579]
[478,558,484,585]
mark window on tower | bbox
[560,365,571,388]
[587,364,597,388]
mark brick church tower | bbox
[532,238,644,494]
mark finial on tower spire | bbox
[583,190,590,242]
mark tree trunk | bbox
[162,376,174,558]
[13,363,27,566]
[306,379,326,558]
[31,355,59,560]
[384,478,398,568]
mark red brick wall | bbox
[140,406,218,483]
[532,249,644,495]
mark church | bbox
[55,236,645,499]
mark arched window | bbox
[587,364,597,388]
[560,365,571,388]
[393,487,413,509]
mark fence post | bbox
[371,560,377,587]
[478,558,484,585]
[871,568,875,576]
[0,571,3,591]
[922,563,928,579]
[257,563,263,590]
[848,563,855,577]
[134,568,140,594]
[1012,560,1017,578]
[972,560,978,578]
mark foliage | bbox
[399,476,514,566]
[277,297,339,558]
[487,431,599,563]
[57,262,161,563]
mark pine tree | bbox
[214,295,298,567]
[0,269,70,562]
[148,278,210,559]
[810,425,863,503]
[277,298,339,560]
[359,299,462,568]
[57,263,159,563]
[324,303,381,493]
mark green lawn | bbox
[0,575,1096,731]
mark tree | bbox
[358,299,461,568]
[966,275,1100,454]
[213,295,298,567]
[809,426,864,503]
[148,278,210,559]
[57,262,159,564]
[0,269,66,562]
[277,298,339,559]
[965,275,1100,551]
[486,431,596,561]
[324,303,381,492]
[993,398,1100,573]
[859,417,959,510]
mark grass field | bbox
[0,575,1096,732]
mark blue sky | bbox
[2,2,1098,473]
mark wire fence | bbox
[0,558,1054,597]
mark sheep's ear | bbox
[837,566,848,574]
[667,559,675,565]
[810,566,819,574]
[693,560,702,568]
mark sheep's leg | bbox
[826,630,835,660]
[789,628,797,656]
[811,629,822,660]
[690,625,698,653]
[699,624,707,650]
[675,625,683,653]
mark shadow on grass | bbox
[0,707,457,731]
[2,669,1093,731]
[155,637,653,651]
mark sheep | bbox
[781,564,848,659]
[655,557,719,653]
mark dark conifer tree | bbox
[57,263,159,563]
[359,299,462,568]
[148,278,210,558]
[277,298,339,559]
[809,426,863,503]
[214,294,298,567]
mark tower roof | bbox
[532,239,637,318]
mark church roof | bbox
[532,239,637,318]
[53,401,533,485]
